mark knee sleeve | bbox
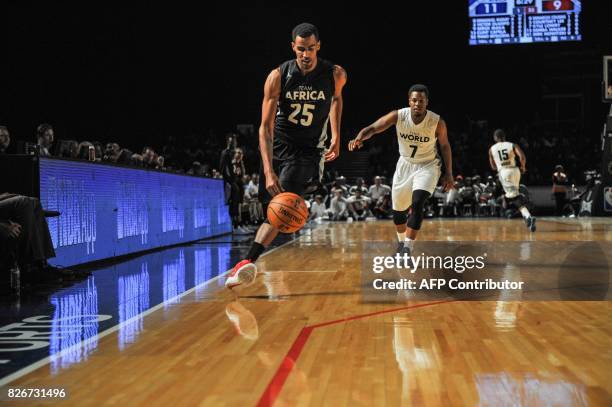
[392,209,409,225]
[507,194,526,209]
[407,190,431,230]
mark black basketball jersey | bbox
[274,58,335,160]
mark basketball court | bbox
[1,218,610,406]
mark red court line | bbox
[256,300,454,407]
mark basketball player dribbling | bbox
[348,84,454,258]
[225,23,347,289]
[489,129,536,231]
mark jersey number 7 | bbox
[409,145,418,158]
[288,103,315,126]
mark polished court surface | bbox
[0,218,610,406]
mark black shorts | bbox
[258,157,322,206]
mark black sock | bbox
[246,242,265,262]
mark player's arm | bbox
[348,110,398,151]
[513,143,527,173]
[436,118,454,192]
[325,65,348,162]
[259,68,283,196]
[488,148,497,171]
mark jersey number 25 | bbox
[288,103,314,126]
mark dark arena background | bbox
[0,3,611,406]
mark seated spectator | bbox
[76,141,94,160]
[154,155,165,170]
[0,126,12,154]
[0,193,87,288]
[212,169,223,179]
[103,143,122,163]
[368,176,391,201]
[372,191,392,219]
[36,123,55,157]
[142,146,157,168]
[346,189,372,221]
[349,178,368,195]
[308,195,327,222]
[329,189,349,221]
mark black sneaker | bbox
[528,217,537,232]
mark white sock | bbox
[404,238,414,250]
[396,231,406,242]
[519,207,531,219]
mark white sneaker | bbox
[225,259,258,289]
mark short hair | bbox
[37,123,53,138]
[0,125,8,133]
[493,129,506,141]
[292,23,319,41]
[408,84,429,98]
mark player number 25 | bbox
[288,103,314,126]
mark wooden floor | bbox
[5,218,612,406]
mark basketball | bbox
[267,192,308,233]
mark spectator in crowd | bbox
[552,164,569,216]
[329,189,349,221]
[0,193,87,287]
[76,141,94,160]
[372,191,392,219]
[221,141,250,234]
[0,126,12,154]
[347,189,372,221]
[458,177,478,216]
[243,174,264,225]
[155,155,165,170]
[142,146,157,168]
[368,176,391,201]
[103,143,122,163]
[349,178,368,195]
[308,195,327,222]
[212,169,223,179]
[36,123,55,157]
[187,161,205,176]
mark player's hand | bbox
[520,166,526,174]
[441,173,455,192]
[348,135,364,151]
[7,221,22,239]
[265,171,284,197]
[324,140,340,162]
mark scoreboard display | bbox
[469,0,582,45]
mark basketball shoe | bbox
[225,259,258,289]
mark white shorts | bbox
[392,157,441,210]
[498,166,521,198]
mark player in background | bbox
[488,129,536,231]
[225,23,347,289]
[348,84,454,257]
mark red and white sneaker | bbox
[225,259,258,289]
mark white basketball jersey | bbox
[490,142,516,169]
[396,108,440,164]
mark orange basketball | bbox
[267,192,308,233]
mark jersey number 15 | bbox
[288,103,315,126]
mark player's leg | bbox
[405,161,441,248]
[391,159,414,250]
[226,159,315,289]
[500,168,536,231]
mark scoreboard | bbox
[469,0,582,45]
